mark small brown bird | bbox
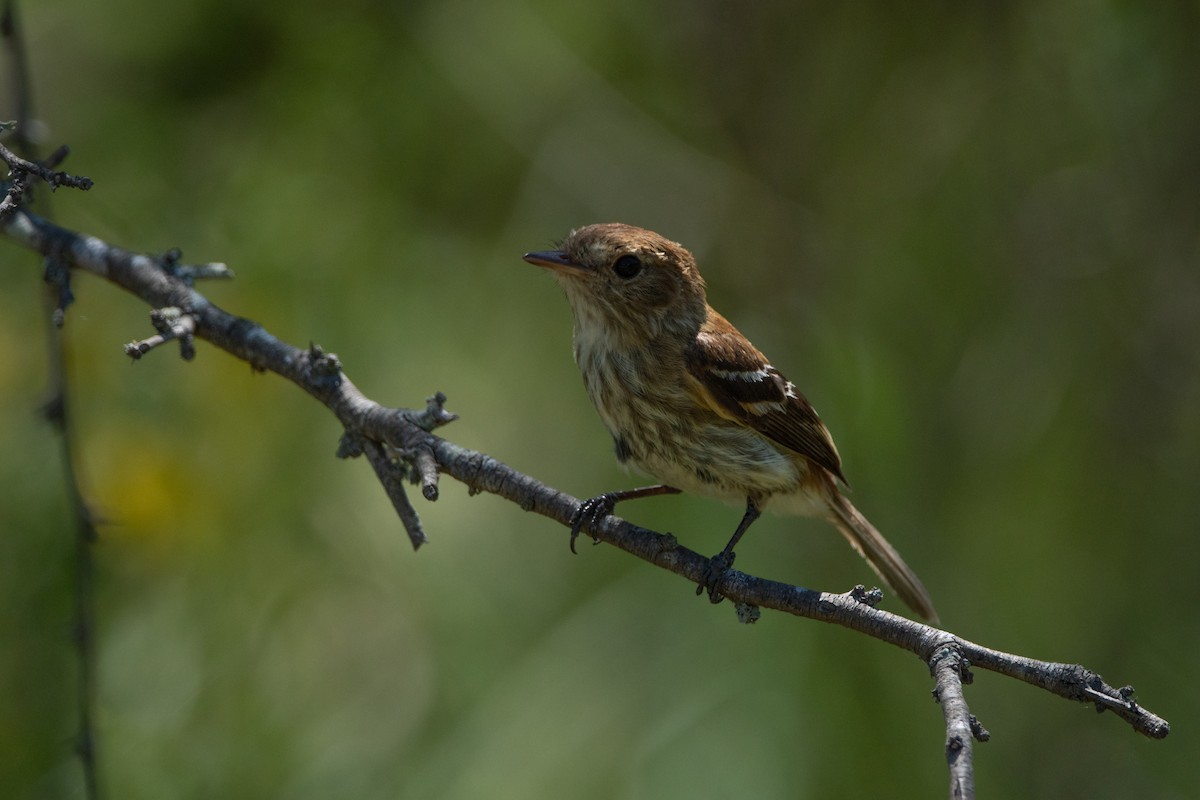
[524,223,938,622]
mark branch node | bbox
[654,532,679,558]
[969,714,991,742]
[929,643,972,680]
[403,391,459,431]
[734,601,760,624]
[124,308,198,361]
[1082,685,1141,715]
[156,246,234,285]
[848,584,884,609]
[306,343,343,385]
[159,247,181,269]
[336,431,364,459]
[149,306,181,334]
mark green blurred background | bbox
[2,1,1197,797]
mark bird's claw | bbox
[695,550,736,604]
[569,493,618,553]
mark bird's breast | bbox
[574,338,804,501]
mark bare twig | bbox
[0,140,93,224]
[1,202,1171,798]
[4,3,101,797]
[931,643,978,800]
[410,443,440,501]
[39,377,103,800]
[360,438,429,550]
[124,307,197,360]
[404,391,459,431]
[0,140,94,190]
[338,425,432,550]
[157,246,233,285]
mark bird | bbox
[523,223,938,622]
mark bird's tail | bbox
[825,493,939,623]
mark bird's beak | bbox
[523,249,588,272]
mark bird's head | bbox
[524,223,708,344]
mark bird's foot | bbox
[695,550,736,604]
[569,493,620,553]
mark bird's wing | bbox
[685,310,846,483]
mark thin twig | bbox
[361,438,429,550]
[157,246,233,285]
[931,644,978,800]
[124,307,197,360]
[0,142,93,224]
[3,3,101,796]
[410,443,440,501]
[0,140,94,189]
[39,379,103,800]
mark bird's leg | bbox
[570,485,681,552]
[697,497,762,603]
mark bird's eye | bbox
[612,254,642,279]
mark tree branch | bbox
[2,200,1170,800]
